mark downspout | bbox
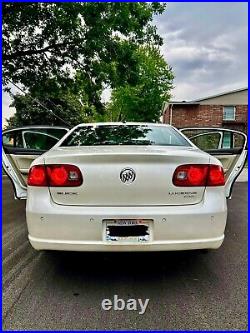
[169,104,173,125]
[160,101,168,123]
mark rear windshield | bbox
[61,125,190,147]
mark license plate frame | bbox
[103,219,153,243]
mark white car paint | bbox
[27,185,226,251]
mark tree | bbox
[106,46,174,122]
[4,83,103,129]
[3,2,166,112]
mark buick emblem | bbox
[120,167,136,184]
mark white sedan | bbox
[3,123,247,252]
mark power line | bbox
[5,79,71,127]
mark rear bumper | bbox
[26,187,227,252]
[29,235,224,251]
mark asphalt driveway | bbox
[2,177,247,330]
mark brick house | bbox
[162,87,248,133]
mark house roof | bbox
[169,87,248,105]
[192,87,248,102]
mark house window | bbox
[223,106,236,121]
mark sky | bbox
[154,2,248,101]
[2,2,248,125]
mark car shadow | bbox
[41,249,213,285]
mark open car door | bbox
[180,128,247,199]
[2,126,69,199]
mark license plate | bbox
[103,219,152,243]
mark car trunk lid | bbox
[45,146,210,206]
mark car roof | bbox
[74,122,171,127]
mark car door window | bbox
[3,130,24,148]
[233,132,245,149]
[23,131,59,150]
[222,132,232,149]
[2,126,69,199]
[182,128,246,153]
[191,132,222,150]
[3,127,68,153]
[221,132,245,150]
[180,127,247,198]
[15,131,25,148]
[2,132,15,147]
[182,129,223,150]
[44,128,68,139]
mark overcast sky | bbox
[2,2,248,125]
[154,2,248,100]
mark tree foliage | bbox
[5,82,102,129]
[106,46,174,122]
[3,2,173,126]
[3,3,165,91]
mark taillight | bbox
[28,164,83,187]
[27,165,47,186]
[173,164,225,187]
[46,165,82,186]
[207,165,225,186]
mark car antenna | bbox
[5,79,72,127]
